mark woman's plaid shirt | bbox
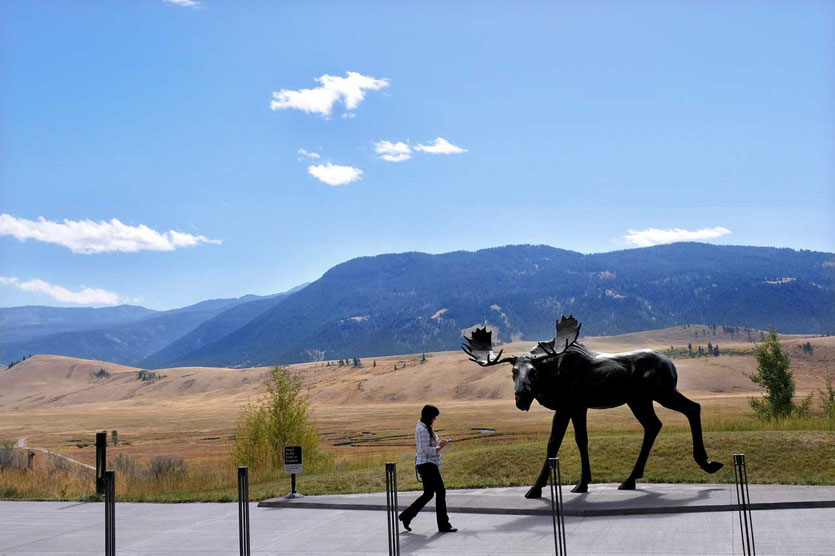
[415,420,442,466]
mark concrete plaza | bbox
[1,484,834,555]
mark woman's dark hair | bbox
[420,404,440,439]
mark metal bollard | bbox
[238,467,251,556]
[96,432,107,495]
[548,457,567,556]
[385,462,400,556]
[104,470,115,556]
[733,454,756,556]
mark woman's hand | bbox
[437,438,450,450]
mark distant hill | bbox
[157,243,835,367]
[1,332,831,412]
[0,305,157,344]
[138,285,308,368]
[2,243,832,368]
[0,288,305,366]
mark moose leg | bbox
[619,399,662,490]
[571,408,592,493]
[525,411,570,499]
[657,390,723,474]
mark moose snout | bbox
[515,393,533,411]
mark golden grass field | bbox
[1,325,833,501]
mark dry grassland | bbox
[1,325,833,500]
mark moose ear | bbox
[554,315,582,354]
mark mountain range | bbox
[2,243,833,368]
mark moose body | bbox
[464,316,723,497]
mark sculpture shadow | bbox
[522,484,726,516]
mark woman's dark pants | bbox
[399,463,451,530]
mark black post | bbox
[385,462,400,556]
[733,454,756,556]
[548,457,567,556]
[238,467,251,556]
[104,470,115,556]
[291,473,296,495]
[96,432,107,495]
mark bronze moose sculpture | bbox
[462,315,723,497]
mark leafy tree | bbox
[234,366,324,471]
[747,328,809,420]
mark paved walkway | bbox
[261,483,835,516]
[0,485,834,555]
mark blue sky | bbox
[1,1,833,310]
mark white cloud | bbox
[270,71,389,117]
[297,148,321,159]
[163,0,202,8]
[307,163,363,186]
[0,214,221,254]
[341,113,356,119]
[0,276,122,306]
[621,226,732,247]
[375,140,412,162]
[414,137,467,155]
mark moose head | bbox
[462,315,582,411]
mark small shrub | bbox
[47,454,74,474]
[146,456,188,479]
[820,376,835,422]
[92,368,110,379]
[0,441,15,470]
[113,453,140,477]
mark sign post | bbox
[283,445,304,499]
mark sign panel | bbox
[284,445,303,474]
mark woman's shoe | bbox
[398,514,412,532]
[439,526,457,533]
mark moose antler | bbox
[531,315,582,361]
[462,327,517,367]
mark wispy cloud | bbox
[297,148,321,160]
[621,226,732,247]
[414,137,467,155]
[163,0,202,8]
[307,163,363,186]
[0,276,122,306]
[0,214,221,254]
[270,71,389,117]
[375,140,412,162]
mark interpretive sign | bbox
[284,446,302,475]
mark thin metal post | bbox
[385,462,400,556]
[96,432,107,495]
[238,466,251,556]
[548,457,567,555]
[104,470,115,556]
[733,454,756,556]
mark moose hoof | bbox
[571,483,588,493]
[703,460,724,474]
[618,478,636,490]
[525,486,543,499]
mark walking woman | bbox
[398,404,457,533]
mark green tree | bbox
[234,366,324,471]
[747,328,806,419]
